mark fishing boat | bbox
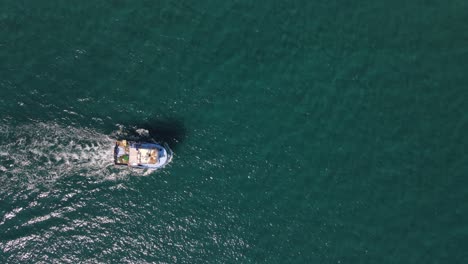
[114,140,172,169]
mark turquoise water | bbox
[1,1,468,262]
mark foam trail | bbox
[0,122,130,187]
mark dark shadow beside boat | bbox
[107,118,187,151]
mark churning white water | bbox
[0,122,132,186]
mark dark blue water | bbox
[1,1,468,263]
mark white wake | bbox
[0,122,131,187]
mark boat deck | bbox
[115,140,172,169]
[128,147,139,166]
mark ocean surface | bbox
[1,1,467,263]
